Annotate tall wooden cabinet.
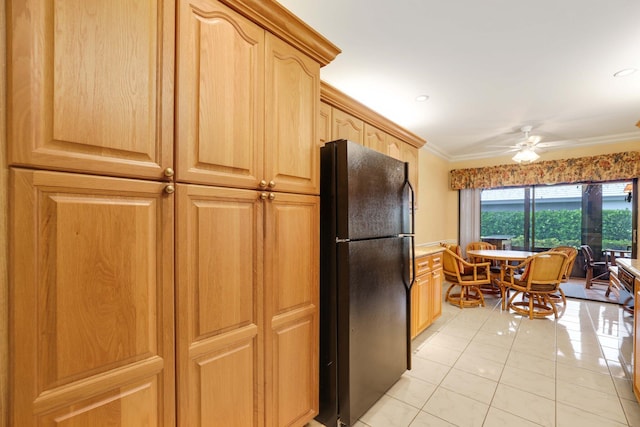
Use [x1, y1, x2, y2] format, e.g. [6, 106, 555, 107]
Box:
[176, 1, 321, 195]
[7, 0, 339, 425]
[8, 0, 175, 180]
[10, 169, 176, 426]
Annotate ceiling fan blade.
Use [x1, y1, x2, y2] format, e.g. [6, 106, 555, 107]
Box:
[535, 140, 574, 148]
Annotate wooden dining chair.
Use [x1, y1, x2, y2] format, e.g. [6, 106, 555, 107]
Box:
[465, 241, 501, 295]
[442, 247, 491, 309]
[548, 245, 578, 304]
[580, 245, 609, 289]
[499, 251, 569, 319]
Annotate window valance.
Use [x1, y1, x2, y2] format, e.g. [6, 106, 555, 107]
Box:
[449, 151, 640, 190]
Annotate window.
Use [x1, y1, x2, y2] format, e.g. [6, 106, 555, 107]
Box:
[480, 181, 633, 257]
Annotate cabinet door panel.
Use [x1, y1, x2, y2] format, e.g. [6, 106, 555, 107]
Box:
[176, 0, 264, 188]
[386, 135, 402, 160]
[332, 109, 364, 145]
[264, 193, 319, 426]
[265, 34, 320, 195]
[9, 0, 174, 179]
[319, 102, 332, 147]
[10, 169, 174, 426]
[364, 124, 386, 154]
[176, 184, 263, 426]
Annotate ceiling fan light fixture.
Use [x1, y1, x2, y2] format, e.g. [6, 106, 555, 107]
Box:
[512, 148, 540, 164]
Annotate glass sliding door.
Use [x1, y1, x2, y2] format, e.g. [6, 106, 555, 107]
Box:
[532, 184, 582, 250]
[479, 180, 634, 274]
[480, 187, 528, 249]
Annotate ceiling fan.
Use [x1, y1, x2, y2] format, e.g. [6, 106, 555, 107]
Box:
[511, 125, 542, 163]
[495, 125, 570, 164]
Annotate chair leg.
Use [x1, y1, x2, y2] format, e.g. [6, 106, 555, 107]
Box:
[558, 288, 566, 304]
[585, 267, 593, 289]
[529, 293, 534, 320]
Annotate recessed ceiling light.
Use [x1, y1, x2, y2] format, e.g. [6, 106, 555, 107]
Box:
[613, 68, 637, 77]
[415, 95, 429, 102]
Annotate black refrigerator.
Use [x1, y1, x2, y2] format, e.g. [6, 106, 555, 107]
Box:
[317, 139, 415, 426]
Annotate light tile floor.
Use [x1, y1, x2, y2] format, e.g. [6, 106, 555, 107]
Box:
[310, 289, 640, 426]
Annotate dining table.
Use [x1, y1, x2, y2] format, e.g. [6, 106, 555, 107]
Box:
[466, 249, 537, 309]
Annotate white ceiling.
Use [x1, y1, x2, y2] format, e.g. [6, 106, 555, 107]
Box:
[277, 0, 640, 161]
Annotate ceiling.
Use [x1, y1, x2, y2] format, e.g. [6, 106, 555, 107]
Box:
[277, 0, 640, 161]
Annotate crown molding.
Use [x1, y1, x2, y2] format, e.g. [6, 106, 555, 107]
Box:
[219, 0, 341, 66]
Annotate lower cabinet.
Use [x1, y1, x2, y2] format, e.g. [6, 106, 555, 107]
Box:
[10, 171, 319, 426]
[176, 184, 319, 426]
[411, 250, 444, 339]
[10, 168, 175, 426]
[634, 283, 640, 401]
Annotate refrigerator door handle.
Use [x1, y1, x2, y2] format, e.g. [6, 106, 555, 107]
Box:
[403, 162, 416, 290]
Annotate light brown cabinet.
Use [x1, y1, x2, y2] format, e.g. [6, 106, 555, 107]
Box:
[176, 1, 320, 195]
[10, 169, 175, 426]
[176, 185, 319, 426]
[319, 102, 332, 147]
[634, 280, 640, 401]
[410, 250, 444, 339]
[7, 0, 338, 426]
[364, 123, 387, 154]
[8, 0, 175, 180]
[331, 109, 365, 145]
[264, 192, 320, 426]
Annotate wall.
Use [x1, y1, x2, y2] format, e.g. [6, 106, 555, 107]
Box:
[414, 150, 458, 246]
[425, 140, 640, 253]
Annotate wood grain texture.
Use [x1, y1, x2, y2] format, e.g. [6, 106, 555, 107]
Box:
[364, 123, 387, 154]
[217, 0, 340, 66]
[411, 252, 443, 339]
[176, 0, 265, 189]
[331, 108, 364, 145]
[10, 169, 175, 426]
[635, 285, 640, 401]
[318, 102, 331, 147]
[263, 193, 319, 426]
[176, 184, 264, 426]
[264, 33, 320, 195]
[0, 0, 7, 425]
[321, 81, 426, 149]
[8, 0, 174, 179]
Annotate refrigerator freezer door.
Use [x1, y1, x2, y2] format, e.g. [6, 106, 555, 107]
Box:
[333, 140, 409, 240]
[337, 237, 408, 425]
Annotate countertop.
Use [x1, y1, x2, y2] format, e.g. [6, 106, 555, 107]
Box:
[414, 245, 445, 258]
[616, 258, 640, 278]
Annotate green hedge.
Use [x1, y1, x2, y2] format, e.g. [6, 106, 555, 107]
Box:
[481, 209, 632, 249]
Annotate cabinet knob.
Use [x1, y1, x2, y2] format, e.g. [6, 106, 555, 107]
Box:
[268, 193, 276, 200]
[268, 180, 276, 188]
[164, 185, 175, 194]
[164, 167, 174, 177]
[260, 192, 268, 200]
[259, 180, 268, 188]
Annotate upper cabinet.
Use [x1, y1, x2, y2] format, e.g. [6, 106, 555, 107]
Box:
[364, 123, 387, 154]
[264, 34, 320, 195]
[176, 0, 324, 195]
[332, 109, 364, 145]
[8, 0, 175, 180]
[321, 82, 425, 207]
[319, 102, 332, 147]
